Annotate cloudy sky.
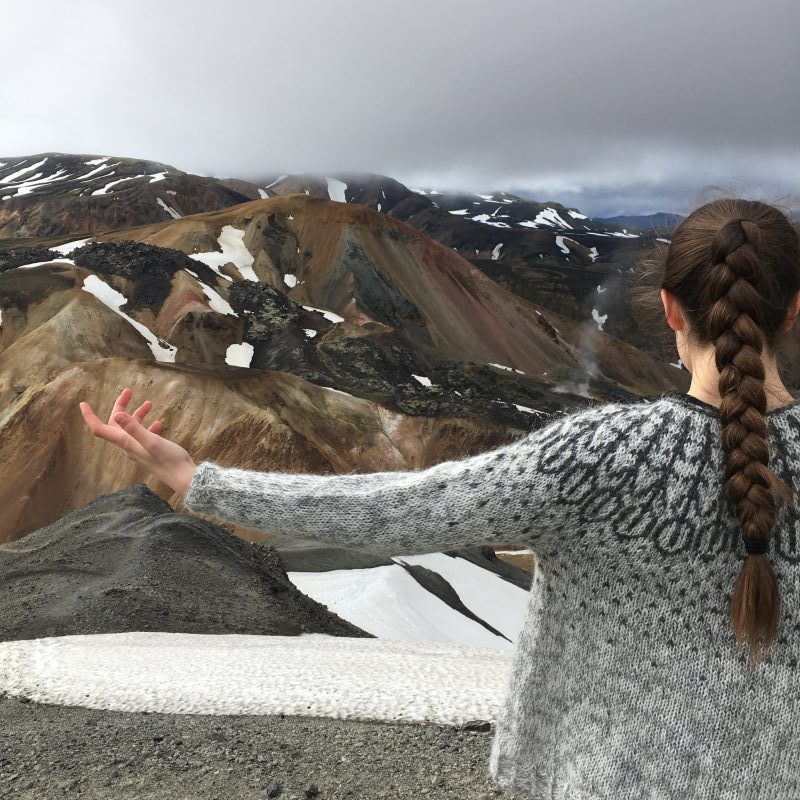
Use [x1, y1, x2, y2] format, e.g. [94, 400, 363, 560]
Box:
[2, 0, 798, 216]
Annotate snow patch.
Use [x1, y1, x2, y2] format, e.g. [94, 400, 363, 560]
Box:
[588, 247, 599, 263]
[513, 404, 546, 417]
[488, 362, 525, 374]
[567, 210, 588, 220]
[303, 328, 317, 338]
[412, 374, 432, 387]
[81, 275, 177, 361]
[302, 305, 344, 323]
[0, 158, 48, 184]
[85, 157, 109, 166]
[0, 632, 512, 724]
[258, 189, 269, 199]
[195, 279, 237, 316]
[51, 238, 91, 255]
[283, 273, 298, 288]
[491, 243, 503, 260]
[225, 342, 254, 368]
[555, 236, 570, 254]
[591, 308, 608, 331]
[289, 564, 513, 650]
[190, 225, 258, 281]
[326, 177, 347, 203]
[91, 175, 146, 196]
[391, 553, 529, 641]
[448, 209, 469, 215]
[156, 197, 181, 219]
[596, 285, 607, 294]
[264, 174, 288, 190]
[149, 172, 167, 183]
[657, 238, 672, 244]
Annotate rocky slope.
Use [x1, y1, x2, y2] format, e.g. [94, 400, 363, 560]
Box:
[0, 485, 371, 642]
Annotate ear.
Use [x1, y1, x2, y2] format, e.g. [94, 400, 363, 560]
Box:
[660, 288, 685, 332]
[780, 290, 800, 332]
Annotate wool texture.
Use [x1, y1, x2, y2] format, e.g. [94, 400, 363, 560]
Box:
[184, 391, 800, 799]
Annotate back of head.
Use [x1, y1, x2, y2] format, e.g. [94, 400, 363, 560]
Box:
[662, 198, 800, 665]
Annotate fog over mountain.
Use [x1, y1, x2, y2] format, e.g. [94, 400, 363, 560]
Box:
[2, 0, 798, 216]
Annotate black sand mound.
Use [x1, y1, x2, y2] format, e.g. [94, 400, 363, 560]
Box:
[0, 485, 371, 642]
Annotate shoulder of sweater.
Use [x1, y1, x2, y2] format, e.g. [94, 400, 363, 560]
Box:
[528, 394, 680, 436]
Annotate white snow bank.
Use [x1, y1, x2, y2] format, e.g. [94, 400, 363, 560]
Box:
[567, 210, 588, 220]
[491, 243, 503, 260]
[51, 237, 91, 255]
[156, 197, 181, 219]
[15, 258, 74, 269]
[488, 362, 525, 374]
[326, 177, 347, 203]
[288, 564, 513, 651]
[85, 157, 109, 166]
[588, 246, 599, 263]
[284, 273, 298, 288]
[149, 172, 167, 183]
[190, 225, 258, 281]
[225, 342, 254, 368]
[412, 374, 432, 387]
[81, 275, 177, 362]
[193, 278, 236, 316]
[390, 554, 528, 643]
[0, 632, 511, 725]
[448, 209, 469, 215]
[555, 236, 570, 254]
[258, 189, 269, 199]
[302, 305, 344, 323]
[91, 175, 146, 195]
[303, 328, 317, 338]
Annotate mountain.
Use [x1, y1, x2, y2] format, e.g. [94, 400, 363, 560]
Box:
[0, 153, 251, 238]
[595, 212, 684, 234]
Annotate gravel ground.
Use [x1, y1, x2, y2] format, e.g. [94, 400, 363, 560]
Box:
[0, 695, 532, 800]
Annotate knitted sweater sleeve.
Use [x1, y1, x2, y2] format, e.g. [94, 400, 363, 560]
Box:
[183, 401, 630, 556]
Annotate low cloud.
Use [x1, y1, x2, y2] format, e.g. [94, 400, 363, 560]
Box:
[1, 0, 798, 215]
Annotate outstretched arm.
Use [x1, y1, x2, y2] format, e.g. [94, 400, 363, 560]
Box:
[182, 400, 627, 556]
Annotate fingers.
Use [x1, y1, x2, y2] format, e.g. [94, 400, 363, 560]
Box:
[109, 388, 133, 423]
[148, 420, 162, 434]
[79, 401, 130, 449]
[114, 411, 161, 452]
[132, 400, 153, 423]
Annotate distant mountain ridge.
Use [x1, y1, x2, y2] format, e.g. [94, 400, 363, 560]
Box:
[595, 212, 684, 233]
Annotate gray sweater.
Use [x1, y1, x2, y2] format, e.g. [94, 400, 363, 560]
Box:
[184, 391, 800, 799]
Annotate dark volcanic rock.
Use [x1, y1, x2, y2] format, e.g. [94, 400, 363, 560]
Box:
[0, 246, 60, 271]
[394, 558, 512, 642]
[71, 241, 220, 310]
[0, 485, 372, 642]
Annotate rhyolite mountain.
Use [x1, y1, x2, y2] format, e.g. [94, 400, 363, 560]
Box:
[1, 154, 673, 357]
[0, 153, 698, 545]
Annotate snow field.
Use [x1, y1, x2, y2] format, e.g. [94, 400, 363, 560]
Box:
[0, 632, 512, 724]
[189, 226, 258, 281]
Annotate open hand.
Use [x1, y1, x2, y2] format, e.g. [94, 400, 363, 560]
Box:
[79, 388, 197, 497]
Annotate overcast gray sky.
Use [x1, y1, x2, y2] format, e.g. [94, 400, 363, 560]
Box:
[1, 0, 798, 216]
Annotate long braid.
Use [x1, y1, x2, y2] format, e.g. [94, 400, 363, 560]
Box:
[705, 217, 794, 664]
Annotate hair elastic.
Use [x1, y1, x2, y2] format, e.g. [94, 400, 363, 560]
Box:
[744, 537, 769, 555]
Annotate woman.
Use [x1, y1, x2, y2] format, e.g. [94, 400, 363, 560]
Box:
[80, 198, 800, 798]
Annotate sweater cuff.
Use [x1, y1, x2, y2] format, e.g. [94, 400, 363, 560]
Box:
[183, 461, 221, 514]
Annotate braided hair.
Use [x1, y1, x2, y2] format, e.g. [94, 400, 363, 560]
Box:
[662, 199, 800, 664]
